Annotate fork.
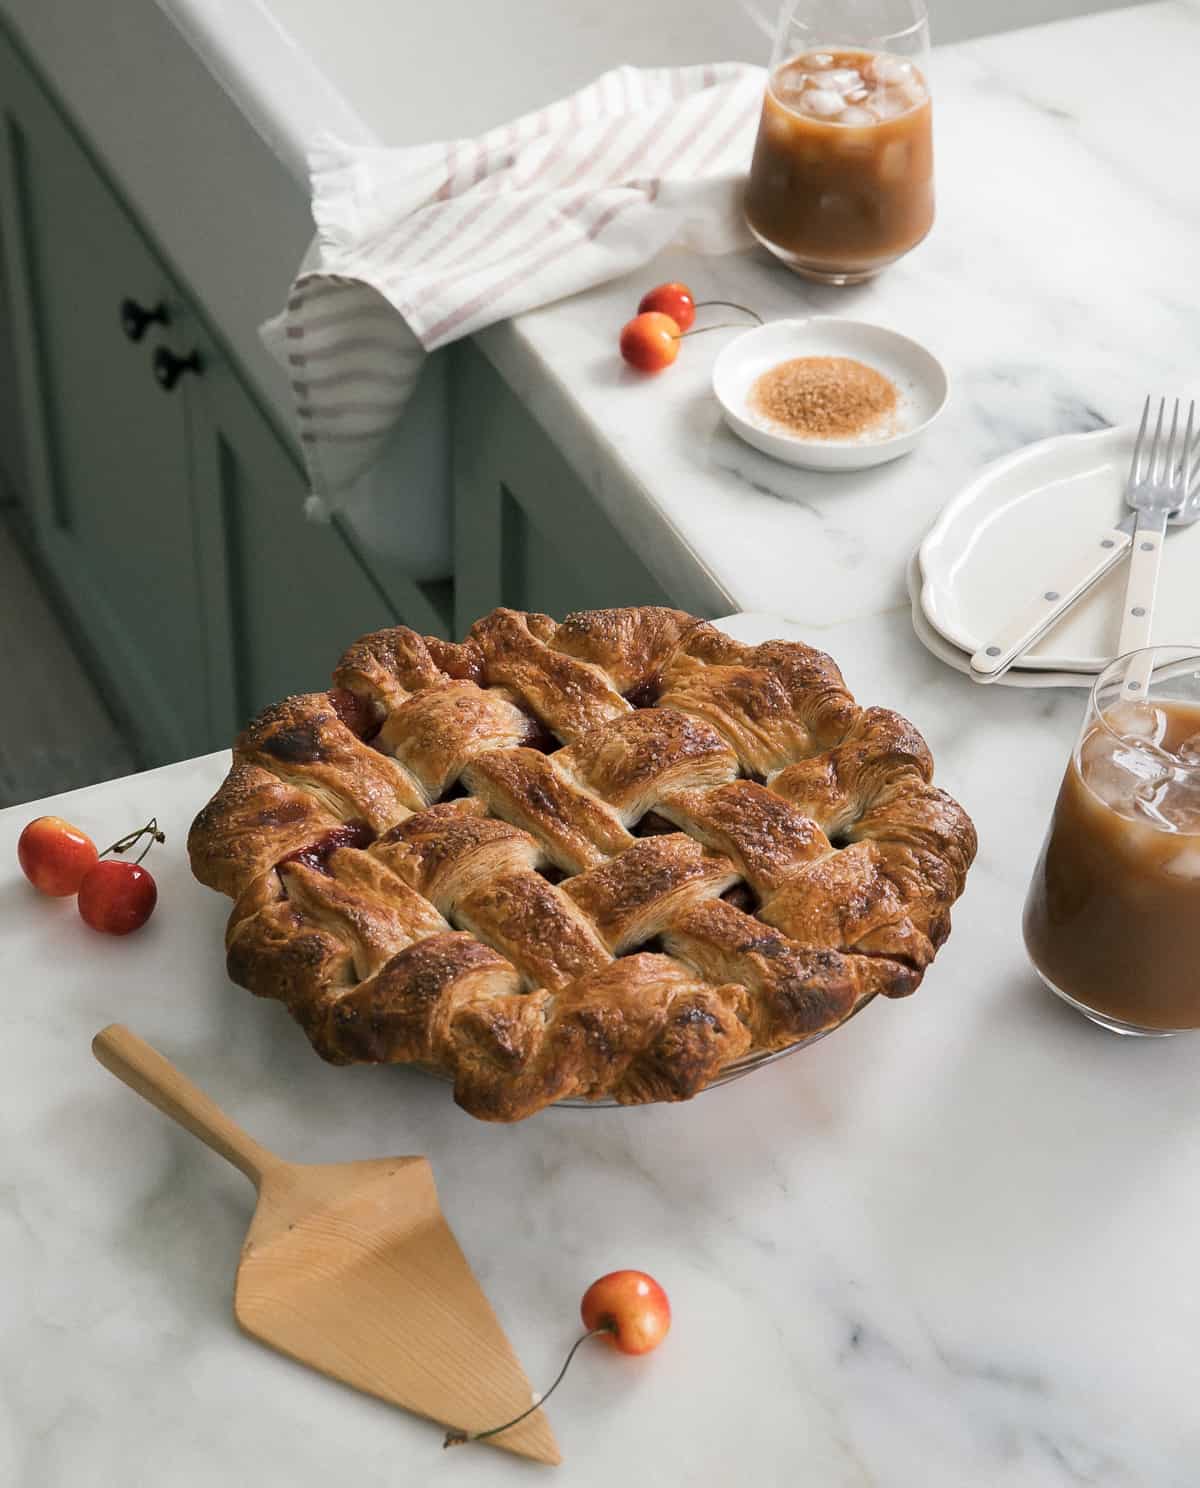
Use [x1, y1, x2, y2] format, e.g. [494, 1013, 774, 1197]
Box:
[969, 403, 1200, 683]
[1117, 398, 1196, 695]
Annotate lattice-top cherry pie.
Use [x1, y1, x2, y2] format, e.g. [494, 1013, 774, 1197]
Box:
[189, 607, 975, 1121]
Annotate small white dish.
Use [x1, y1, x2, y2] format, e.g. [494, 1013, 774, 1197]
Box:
[906, 551, 1088, 689]
[712, 317, 948, 472]
[919, 423, 1200, 674]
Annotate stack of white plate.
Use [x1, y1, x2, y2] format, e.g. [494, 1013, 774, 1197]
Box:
[910, 425, 1200, 688]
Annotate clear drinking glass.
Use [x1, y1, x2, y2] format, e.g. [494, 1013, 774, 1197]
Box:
[1024, 648, 1200, 1035]
[743, 0, 934, 285]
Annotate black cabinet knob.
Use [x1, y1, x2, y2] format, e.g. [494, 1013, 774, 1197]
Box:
[153, 345, 202, 391]
[120, 297, 168, 342]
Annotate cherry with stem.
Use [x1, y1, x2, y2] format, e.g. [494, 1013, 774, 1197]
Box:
[620, 301, 764, 372]
[444, 1270, 670, 1451]
[638, 281, 764, 335]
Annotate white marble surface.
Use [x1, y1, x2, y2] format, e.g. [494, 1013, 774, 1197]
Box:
[3, 610, 1200, 1487]
[478, 0, 1200, 623]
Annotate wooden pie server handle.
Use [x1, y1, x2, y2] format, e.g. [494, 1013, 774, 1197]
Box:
[92, 1024, 280, 1187]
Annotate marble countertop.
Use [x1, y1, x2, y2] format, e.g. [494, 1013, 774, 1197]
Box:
[160, 0, 768, 178]
[4, 609, 1200, 1487]
[478, 0, 1200, 621]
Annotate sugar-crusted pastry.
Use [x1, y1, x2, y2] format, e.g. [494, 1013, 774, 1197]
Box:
[189, 607, 976, 1120]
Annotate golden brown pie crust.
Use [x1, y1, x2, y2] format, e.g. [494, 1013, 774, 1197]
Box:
[189, 607, 976, 1120]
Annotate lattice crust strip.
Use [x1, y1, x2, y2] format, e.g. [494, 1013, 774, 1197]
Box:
[189, 607, 977, 1121]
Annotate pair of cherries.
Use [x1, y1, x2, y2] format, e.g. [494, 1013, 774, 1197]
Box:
[619, 281, 761, 374]
[619, 282, 698, 373]
[17, 814, 162, 933]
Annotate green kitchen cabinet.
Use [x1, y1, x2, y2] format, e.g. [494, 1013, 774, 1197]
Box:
[452, 342, 686, 632]
[184, 313, 407, 739]
[0, 34, 208, 760]
[0, 19, 404, 765]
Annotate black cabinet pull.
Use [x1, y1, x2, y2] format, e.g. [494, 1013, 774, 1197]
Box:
[120, 297, 168, 342]
[153, 345, 202, 391]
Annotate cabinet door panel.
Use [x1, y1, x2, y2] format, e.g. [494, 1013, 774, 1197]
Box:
[453, 345, 684, 632]
[185, 318, 400, 728]
[0, 30, 208, 761]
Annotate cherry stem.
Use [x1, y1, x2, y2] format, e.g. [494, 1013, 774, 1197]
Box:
[100, 817, 166, 865]
[443, 1326, 612, 1450]
[694, 299, 764, 325]
[675, 322, 759, 340]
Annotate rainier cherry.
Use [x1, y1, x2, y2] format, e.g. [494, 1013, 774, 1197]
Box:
[619, 311, 681, 373]
[581, 1270, 671, 1355]
[445, 1269, 670, 1450]
[638, 281, 696, 332]
[18, 816, 99, 896]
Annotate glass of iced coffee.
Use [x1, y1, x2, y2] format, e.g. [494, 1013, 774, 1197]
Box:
[744, 0, 933, 284]
[1024, 648, 1200, 1035]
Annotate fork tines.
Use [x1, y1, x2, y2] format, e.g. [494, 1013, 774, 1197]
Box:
[1132, 395, 1200, 502]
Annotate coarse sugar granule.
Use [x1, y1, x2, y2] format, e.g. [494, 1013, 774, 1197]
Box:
[749, 355, 898, 439]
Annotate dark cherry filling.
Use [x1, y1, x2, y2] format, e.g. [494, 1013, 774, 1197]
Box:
[721, 882, 759, 915]
[518, 713, 559, 754]
[278, 820, 376, 877]
[622, 672, 663, 709]
[632, 810, 677, 838]
[327, 688, 383, 742]
[262, 721, 326, 765]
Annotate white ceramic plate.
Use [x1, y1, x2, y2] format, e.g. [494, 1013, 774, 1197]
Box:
[919, 424, 1200, 673]
[906, 552, 1088, 689]
[712, 317, 948, 471]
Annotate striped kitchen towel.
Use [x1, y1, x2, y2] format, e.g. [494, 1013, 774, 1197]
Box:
[263, 61, 765, 500]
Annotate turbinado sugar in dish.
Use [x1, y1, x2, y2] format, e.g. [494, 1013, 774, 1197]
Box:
[750, 355, 898, 439]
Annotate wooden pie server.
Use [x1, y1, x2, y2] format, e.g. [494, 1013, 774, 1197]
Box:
[92, 1024, 560, 1466]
